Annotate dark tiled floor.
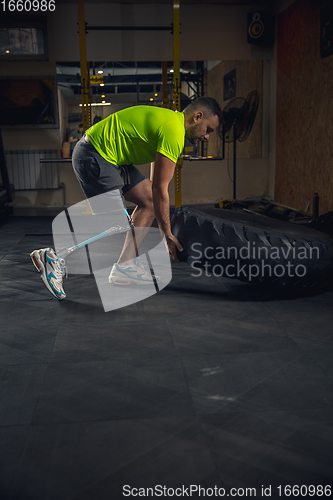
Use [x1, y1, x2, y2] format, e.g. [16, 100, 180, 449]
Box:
[1, 215, 333, 500]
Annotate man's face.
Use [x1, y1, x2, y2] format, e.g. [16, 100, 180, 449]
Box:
[185, 111, 219, 145]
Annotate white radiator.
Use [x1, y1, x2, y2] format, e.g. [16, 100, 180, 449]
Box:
[4, 150, 59, 190]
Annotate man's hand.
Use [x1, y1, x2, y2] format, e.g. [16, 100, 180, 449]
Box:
[166, 234, 183, 262]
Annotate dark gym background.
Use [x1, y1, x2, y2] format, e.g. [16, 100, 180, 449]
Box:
[1, 0, 333, 499]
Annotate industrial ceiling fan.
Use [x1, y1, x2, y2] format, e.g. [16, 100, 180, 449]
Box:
[218, 90, 260, 200]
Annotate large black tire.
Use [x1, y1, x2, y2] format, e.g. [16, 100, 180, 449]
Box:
[171, 206, 333, 294]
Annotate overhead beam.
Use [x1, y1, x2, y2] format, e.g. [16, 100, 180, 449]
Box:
[87, 26, 171, 31]
[57, 73, 201, 85]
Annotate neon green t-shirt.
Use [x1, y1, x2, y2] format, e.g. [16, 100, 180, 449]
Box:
[86, 106, 185, 166]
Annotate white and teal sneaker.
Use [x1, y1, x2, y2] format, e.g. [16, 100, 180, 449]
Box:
[30, 247, 67, 300]
[108, 258, 160, 286]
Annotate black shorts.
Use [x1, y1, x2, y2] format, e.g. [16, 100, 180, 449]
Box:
[72, 136, 147, 200]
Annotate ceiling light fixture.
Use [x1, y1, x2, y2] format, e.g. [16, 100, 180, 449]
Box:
[79, 102, 111, 107]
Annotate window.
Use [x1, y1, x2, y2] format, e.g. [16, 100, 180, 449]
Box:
[0, 15, 48, 60]
[0, 27, 45, 55]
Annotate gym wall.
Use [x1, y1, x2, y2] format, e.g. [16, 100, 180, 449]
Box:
[180, 58, 268, 205]
[48, 3, 257, 62]
[1, 1, 273, 208]
[206, 60, 263, 159]
[275, 0, 333, 216]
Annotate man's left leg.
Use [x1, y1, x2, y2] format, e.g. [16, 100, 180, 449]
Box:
[118, 178, 155, 264]
[109, 178, 161, 285]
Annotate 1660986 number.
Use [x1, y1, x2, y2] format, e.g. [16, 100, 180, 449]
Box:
[277, 485, 332, 497]
[1, 0, 55, 11]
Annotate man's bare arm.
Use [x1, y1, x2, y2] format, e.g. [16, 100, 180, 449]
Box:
[152, 152, 174, 236]
[152, 152, 183, 261]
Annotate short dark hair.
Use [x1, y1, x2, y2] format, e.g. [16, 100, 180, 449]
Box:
[184, 97, 223, 124]
[78, 123, 83, 128]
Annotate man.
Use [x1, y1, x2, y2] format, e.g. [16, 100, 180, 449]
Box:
[68, 123, 83, 156]
[30, 97, 223, 300]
